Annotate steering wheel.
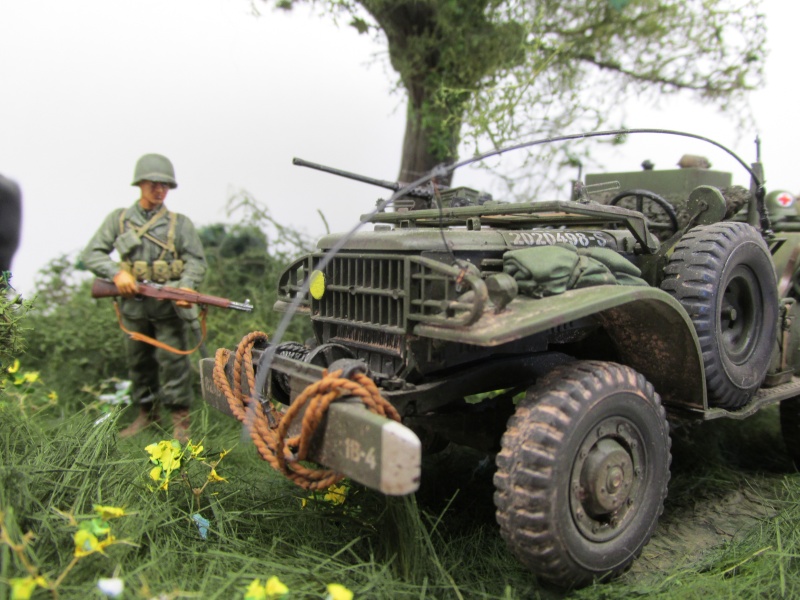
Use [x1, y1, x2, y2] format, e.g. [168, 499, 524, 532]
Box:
[609, 189, 680, 236]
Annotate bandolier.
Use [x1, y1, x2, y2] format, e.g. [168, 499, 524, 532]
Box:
[117, 205, 184, 284]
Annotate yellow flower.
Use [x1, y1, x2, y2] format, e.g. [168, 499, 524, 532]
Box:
[47, 390, 58, 401]
[323, 484, 348, 506]
[10, 576, 38, 600]
[149, 465, 163, 482]
[94, 504, 126, 520]
[207, 468, 227, 483]
[187, 441, 204, 458]
[74, 529, 100, 557]
[22, 371, 39, 383]
[265, 575, 289, 598]
[326, 583, 353, 600]
[244, 579, 267, 600]
[74, 527, 117, 557]
[145, 440, 182, 473]
[96, 534, 117, 553]
[7, 359, 20, 374]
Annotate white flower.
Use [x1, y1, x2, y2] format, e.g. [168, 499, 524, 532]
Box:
[97, 577, 124, 597]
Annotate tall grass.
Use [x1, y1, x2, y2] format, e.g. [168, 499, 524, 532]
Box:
[0, 402, 544, 599]
[3, 399, 800, 599]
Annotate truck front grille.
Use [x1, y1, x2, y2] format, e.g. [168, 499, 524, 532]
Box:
[276, 252, 487, 333]
[317, 255, 406, 332]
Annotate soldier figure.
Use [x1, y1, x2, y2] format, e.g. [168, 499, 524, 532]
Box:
[82, 154, 207, 443]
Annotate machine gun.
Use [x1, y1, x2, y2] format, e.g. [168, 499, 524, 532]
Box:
[293, 157, 446, 208]
[293, 157, 495, 209]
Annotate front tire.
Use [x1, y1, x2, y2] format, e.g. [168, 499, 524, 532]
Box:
[494, 361, 671, 588]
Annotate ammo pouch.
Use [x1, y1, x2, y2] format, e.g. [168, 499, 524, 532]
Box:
[170, 259, 184, 279]
[114, 229, 141, 256]
[152, 260, 170, 283]
[132, 261, 151, 281]
[122, 259, 184, 283]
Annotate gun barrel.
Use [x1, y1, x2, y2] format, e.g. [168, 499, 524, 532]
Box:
[227, 299, 254, 312]
[293, 157, 400, 192]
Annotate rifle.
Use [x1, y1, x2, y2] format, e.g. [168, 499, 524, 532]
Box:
[91, 278, 253, 312]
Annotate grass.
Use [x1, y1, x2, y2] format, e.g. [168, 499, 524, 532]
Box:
[1, 400, 800, 599]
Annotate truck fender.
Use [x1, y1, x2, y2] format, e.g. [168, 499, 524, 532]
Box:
[413, 285, 706, 411]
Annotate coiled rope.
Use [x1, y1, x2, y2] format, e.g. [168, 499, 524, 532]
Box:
[212, 331, 401, 490]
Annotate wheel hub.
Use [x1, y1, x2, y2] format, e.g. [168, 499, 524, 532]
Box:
[720, 267, 759, 365]
[581, 439, 633, 514]
[570, 417, 644, 542]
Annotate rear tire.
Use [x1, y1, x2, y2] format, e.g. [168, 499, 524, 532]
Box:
[494, 361, 671, 588]
[660, 222, 777, 409]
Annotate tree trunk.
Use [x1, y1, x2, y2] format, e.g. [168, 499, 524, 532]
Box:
[398, 103, 456, 187]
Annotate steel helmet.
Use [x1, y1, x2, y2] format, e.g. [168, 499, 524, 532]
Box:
[131, 153, 178, 189]
[765, 190, 795, 221]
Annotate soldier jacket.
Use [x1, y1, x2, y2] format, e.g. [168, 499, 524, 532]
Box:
[82, 201, 207, 320]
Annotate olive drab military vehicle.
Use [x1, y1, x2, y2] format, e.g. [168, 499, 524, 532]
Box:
[200, 130, 800, 588]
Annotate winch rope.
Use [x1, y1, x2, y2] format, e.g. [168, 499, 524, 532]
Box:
[212, 331, 400, 490]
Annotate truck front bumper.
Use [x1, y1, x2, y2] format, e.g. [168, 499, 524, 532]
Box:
[199, 352, 421, 495]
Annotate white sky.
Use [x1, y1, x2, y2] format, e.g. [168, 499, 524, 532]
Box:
[0, 0, 796, 296]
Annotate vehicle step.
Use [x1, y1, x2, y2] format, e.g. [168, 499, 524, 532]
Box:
[702, 376, 800, 421]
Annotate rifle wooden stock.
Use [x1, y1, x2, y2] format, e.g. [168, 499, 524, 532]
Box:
[91, 278, 253, 312]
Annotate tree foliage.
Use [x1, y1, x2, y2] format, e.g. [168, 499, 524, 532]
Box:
[268, 0, 765, 191]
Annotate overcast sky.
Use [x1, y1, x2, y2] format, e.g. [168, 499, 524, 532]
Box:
[1, 0, 795, 297]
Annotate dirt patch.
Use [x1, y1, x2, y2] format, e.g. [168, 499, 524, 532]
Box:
[627, 486, 779, 580]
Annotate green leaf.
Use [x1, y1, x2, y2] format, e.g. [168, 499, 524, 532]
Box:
[349, 17, 369, 35]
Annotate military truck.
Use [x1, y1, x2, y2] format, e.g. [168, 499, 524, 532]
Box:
[200, 132, 800, 588]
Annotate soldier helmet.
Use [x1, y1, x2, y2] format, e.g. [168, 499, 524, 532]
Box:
[765, 190, 796, 221]
[131, 153, 178, 189]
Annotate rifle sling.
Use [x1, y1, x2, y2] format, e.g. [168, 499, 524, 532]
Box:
[113, 301, 208, 356]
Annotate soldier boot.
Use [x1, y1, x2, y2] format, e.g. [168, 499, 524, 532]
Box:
[170, 407, 191, 444]
[119, 403, 160, 438]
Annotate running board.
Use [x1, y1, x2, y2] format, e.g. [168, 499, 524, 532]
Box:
[701, 376, 800, 421]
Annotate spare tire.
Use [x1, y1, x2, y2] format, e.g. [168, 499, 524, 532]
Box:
[660, 222, 777, 409]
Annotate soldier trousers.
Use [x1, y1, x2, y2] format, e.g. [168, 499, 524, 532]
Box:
[121, 313, 193, 409]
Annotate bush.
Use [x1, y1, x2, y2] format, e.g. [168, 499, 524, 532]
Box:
[0, 272, 32, 375]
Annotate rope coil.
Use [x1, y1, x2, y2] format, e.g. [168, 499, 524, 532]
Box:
[213, 332, 400, 490]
